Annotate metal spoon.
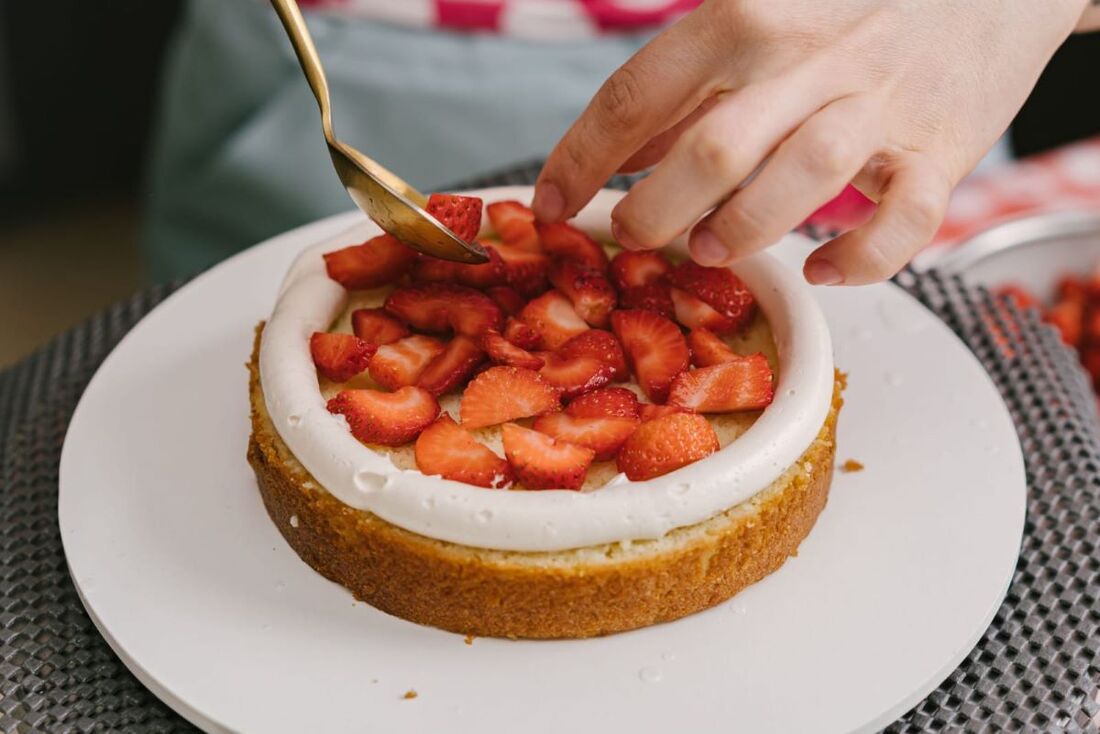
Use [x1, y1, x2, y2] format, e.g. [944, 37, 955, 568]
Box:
[270, 0, 488, 263]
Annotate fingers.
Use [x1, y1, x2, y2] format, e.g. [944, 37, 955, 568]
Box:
[609, 64, 842, 251]
[687, 94, 883, 265]
[533, 16, 718, 223]
[618, 96, 723, 174]
[804, 157, 951, 285]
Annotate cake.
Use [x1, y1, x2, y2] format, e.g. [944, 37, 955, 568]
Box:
[248, 189, 842, 639]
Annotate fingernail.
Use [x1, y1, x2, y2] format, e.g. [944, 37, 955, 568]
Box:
[690, 229, 730, 266]
[804, 258, 843, 286]
[611, 220, 642, 251]
[533, 182, 564, 222]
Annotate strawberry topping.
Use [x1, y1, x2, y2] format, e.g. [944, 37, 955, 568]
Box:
[535, 221, 609, 272]
[501, 423, 595, 490]
[486, 285, 526, 315]
[503, 316, 541, 350]
[617, 412, 719, 480]
[532, 412, 639, 461]
[327, 387, 440, 446]
[549, 260, 617, 327]
[368, 335, 445, 390]
[619, 282, 675, 318]
[385, 284, 503, 336]
[490, 242, 551, 296]
[557, 329, 628, 381]
[459, 366, 560, 429]
[609, 250, 672, 291]
[667, 354, 775, 413]
[687, 328, 739, 367]
[480, 332, 545, 370]
[668, 262, 755, 332]
[670, 287, 738, 334]
[638, 403, 693, 422]
[351, 308, 409, 346]
[611, 309, 690, 403]
[310, 332, 375, 382]
[486, 200, 540, 252]
[537, 353, 614, 400]
[413, 246, 506, 288]
[416, 335, 486, 396]
[425, 193, 483, 242]
[323, 234, 417, 290]
[519, 291, 590, 349]
[414, 415, 513, 488]
[566, 387, 641, 420]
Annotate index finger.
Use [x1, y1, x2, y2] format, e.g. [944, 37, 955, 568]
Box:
[533, 15, 719, 223]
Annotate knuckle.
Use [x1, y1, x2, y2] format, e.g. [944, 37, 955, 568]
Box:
[685, 128, 742, 181]
[801, 129, 854, 179]
[861, 240, 901, 280]
[718, 200, 768, 244]
[596, 66, 647, 133]
[905, 188, 946, 232]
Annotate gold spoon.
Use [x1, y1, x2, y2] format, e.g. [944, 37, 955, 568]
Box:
[270, 0, 488, 263]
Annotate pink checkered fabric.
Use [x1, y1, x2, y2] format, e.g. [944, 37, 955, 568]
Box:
[299, 0, 698, 38]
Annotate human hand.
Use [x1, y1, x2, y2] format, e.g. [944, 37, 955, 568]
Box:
[533, 0, 1087, 284]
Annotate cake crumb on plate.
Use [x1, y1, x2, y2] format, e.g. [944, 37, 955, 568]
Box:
[840, 459, 865, 473]
[403, 689, 418, 700]
[464, 634, 475, 645]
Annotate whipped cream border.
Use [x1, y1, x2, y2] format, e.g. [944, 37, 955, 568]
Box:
[259, 187, 835, 552]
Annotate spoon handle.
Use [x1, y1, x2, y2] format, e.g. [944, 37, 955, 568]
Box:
[269, 0, 334, 134]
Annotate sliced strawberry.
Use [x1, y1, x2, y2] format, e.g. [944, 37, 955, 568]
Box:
[668, 262, 756, 333]
[532, 413, 639, 461]
[611, 309, 690, 403]
[415, 415, 513, 488]
[638, 403, 693, 422]
[687, 328, 739, 367]
[486, 285, 526, 316]
[323, 234, 417, 290]
[491, 242, 551, 296]
[670, 287, 738, 334]
[503, 316, 541, 350]
[351, 308, 409, 346]
[486, 200, 540, 252]
[416, 335, 485, 396]
[327, 387, 440, 446]
[501, 423, 595, 490]
[566, 387, 641, 420]
[667, 354, 775, 413]
[384, 284, 503, 336]
[369, 335, 445, 390]
[537, 353, 614, 400]
[619, 282, 675, 318]
[1047, 300, 1083, 346]
[617, 412, 719, 480]
[310, 332, 375, 382]
[519, 291, 589, 349]
[480, 332, 545, 370]
[557, 329, 628, 381]
[994, 283, 1039, 311]
[459, 366, 560, 429]
[1056, 276, 1087, 304]
[412, 246, 506, 289]
[426, 193, 482, 242]
[535, 221, 609, 272]
[549, 260, 617, 327]
[609, 250, 672, 291]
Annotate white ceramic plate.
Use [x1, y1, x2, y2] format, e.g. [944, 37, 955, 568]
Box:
[60, 190, 1026, 734]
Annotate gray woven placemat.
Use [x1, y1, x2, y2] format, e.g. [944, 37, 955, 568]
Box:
[1, 164, 1098, 732]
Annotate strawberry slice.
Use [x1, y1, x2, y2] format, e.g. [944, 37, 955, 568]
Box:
[566, 387, 641, 420]
[412, 246, 506, 289]
[323, 234, 417, 290]
[535, 221, 609, 272]
[426, 193, 483, 242]
[310, 332, 375, 382]
[503, 316, 541, 350]
[519, 291, 590, 349]
[667, 354, 775, 413]
[351, 308, 409, 346]
[486, 285, 526, 316]
[670, 287, 737, 334]
[638, 403, 693, 422]
[501, 423, 595, 490]
[486, 200, 540, 252]
[609, 250, 672, 291]
[415, 415, 513, 488]
[385, 284, 503, 336]
[369, 335, 445, 390]
[490, 242, 551, 296]
[617, 412, 719, 480]
[611, 309, 690, 403]
[327, 387, 440, 446]
[537, 353, 614, 400]
[417, 335, 485, 396]
[557, 329, 628, 381]
[687, 328, 738, 367]
[619, 282, 675, 318]
[668, 262, 756, 333]
[994, 283, 1039, 311]
[480, 332, 545, 370]
[1047, 300, 1083, 346]
[549, 260, 617, 327]
[459, 366, 560, 429]
[532, 413, 639, 461]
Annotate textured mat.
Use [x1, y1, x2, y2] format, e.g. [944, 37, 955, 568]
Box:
[1, 166, 1098, 732]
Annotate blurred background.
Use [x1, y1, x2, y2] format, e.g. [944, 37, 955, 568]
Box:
[1, 1, 1099, 367]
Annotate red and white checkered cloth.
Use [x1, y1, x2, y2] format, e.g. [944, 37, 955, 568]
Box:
[299, 0, 698, 39]
[805, 136, 1100, 256]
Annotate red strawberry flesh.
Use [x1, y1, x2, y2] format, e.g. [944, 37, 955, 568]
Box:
[414, 415, 513, 488]
[310, 332, 375, 382]
[327, 387, 440, 446]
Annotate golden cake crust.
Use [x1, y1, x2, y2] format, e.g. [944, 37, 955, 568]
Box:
[247, 326, 844, 639]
